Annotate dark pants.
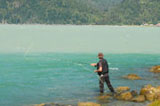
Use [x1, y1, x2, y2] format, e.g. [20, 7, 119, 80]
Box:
[99, 73, 115, 93]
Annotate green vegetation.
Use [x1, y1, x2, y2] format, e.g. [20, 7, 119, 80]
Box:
[102, 0, 160, 25]
[0, 0, 102, 24]
[82, 0, 123, 10]
[0, 0, 160, 25]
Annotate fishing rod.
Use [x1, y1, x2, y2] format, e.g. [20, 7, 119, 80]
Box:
[75, 61, 104, 84]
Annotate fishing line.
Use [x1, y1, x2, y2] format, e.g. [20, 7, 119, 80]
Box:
[76, 61, 104, 84]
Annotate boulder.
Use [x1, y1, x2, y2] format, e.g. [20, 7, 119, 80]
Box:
[96, 94, 111, 100]
[132, 95, 145, 102]
[34, 103, 71, 106]
[150, 65, 160, 73]
[140, 85, 160, 101]
[78, 102, 101, 106]
[96, 94, 111, 103]
[156, 94, 160, 100]
[115, 91, 133, 101]
[140, 85, 152, 95]
[123, 74, 142, 80]
[116, 86, 130, 93]
[35, 103, 46, 106]
[34, 103, 57, 106]
[156, 86, 160, 89]
[148, 100, 160, 106]
[145, 93, 155, 101]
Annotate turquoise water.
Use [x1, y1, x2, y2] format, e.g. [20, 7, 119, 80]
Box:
[0, 53, 160, 106]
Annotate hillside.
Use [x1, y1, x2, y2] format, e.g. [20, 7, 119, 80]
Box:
[0, 0, 160, 25]
[82, 0, 123, 10]
[100, 0, 160, 25]
[0, 0, 102, 24]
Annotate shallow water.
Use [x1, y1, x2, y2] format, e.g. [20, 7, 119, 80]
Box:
[0, 53, 160, 106]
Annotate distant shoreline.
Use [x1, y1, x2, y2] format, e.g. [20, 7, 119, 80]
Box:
[0, 23, 160, 27]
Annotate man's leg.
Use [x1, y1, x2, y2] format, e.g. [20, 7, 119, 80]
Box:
[105, 75, 115, 93]
[99, 77, 104, 93]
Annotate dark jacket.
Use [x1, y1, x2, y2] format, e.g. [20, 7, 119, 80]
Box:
[96, 58, 109, 76]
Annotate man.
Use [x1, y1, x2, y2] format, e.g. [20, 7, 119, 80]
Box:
[90, 53, 115, 93]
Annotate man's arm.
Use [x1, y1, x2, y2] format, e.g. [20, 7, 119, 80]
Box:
[94, 62, 102, 72]
[90, 63, 97, 67]
[94, 66, 102, 72]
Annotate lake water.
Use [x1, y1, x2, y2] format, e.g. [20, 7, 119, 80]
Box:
[0, 53, 160, 106]
[0, 25, 160, 106]
[0, 25, 160, 53]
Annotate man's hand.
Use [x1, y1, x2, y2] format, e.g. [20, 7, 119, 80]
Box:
[94, 70, 98, 73]
[90, 63, 97, 67]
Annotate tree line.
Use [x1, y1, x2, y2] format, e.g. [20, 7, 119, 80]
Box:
[0, 0, 160, 25]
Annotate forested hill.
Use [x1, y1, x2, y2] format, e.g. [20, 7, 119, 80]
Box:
[0, 0, 160, 25]
[0, 0, 103, 24]
[101, 0, 160, 25]
[82, 0, 123, 10]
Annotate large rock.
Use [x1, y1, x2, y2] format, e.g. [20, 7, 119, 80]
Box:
[116, 86, 130, 93]
[78, 102, 101, 106]
[140, 85, 152, 95]
[96, 94, 111, 100]
[140, 85, 160, 101]
[132, 95, 145, 102]
[123, 74, 142, 80]
[156, 86, 160, 89]
[145, 93, 155, 101]
[34, 103, 57, 106]
[148, 100, 160, 106]
[35, 103, 46, 106]
[96, 94, 111, 103]
[115, 91, 133, 101]
[34, 103, 71, 106]
[150, 65, 160, 73]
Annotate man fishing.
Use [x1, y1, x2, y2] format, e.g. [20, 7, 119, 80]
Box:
[90, 53, 115, 94]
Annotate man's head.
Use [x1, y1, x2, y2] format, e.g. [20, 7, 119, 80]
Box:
[98, 52, 104, 59]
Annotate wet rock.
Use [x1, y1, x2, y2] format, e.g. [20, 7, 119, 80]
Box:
[156, 95, 160, 100]
[150, 65, 160, 73]
[140, 85, 160, 101]
[116, 86, 130, 93]
[35, 103, 46, 106]
[132, 95, 145, 102]
[96, 96, 110, 103]
[96, 94, 111, 100]
[156, 86, 160, 89]
[123, 74, 142, 80]
[34, 103, 72, 106]
[35, 103, 56, 106]
[145, 93, 155, 101]
[140, 85, 152, 95]
[115, 91, 133, 101]
[148, 100, 160, 106]
[78, 102, 101, 106]
[96, 93, 112, 103]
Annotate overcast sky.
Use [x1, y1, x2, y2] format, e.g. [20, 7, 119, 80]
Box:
[0, 25, 160, 54]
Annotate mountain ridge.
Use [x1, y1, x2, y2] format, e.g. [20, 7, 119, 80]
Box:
[0, 0, 160, 25]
